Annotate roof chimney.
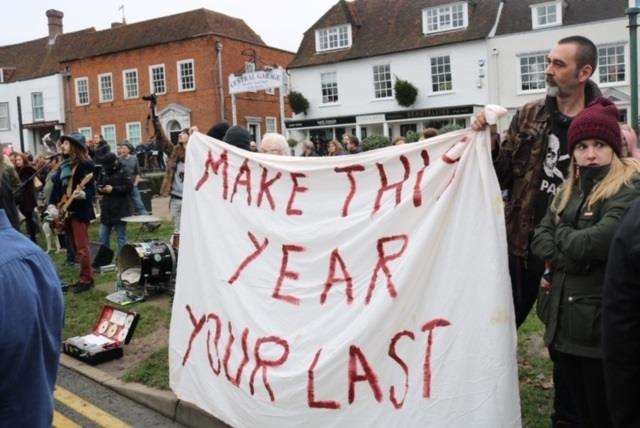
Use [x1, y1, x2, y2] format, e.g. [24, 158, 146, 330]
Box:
[111, 22, 125, 29]
[46, 9, 64, 44]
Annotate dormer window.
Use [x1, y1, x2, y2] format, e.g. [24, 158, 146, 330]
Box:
[531, 1, 562, 29]
[422, 2, 468, 35]
[315, 25, 352, 52]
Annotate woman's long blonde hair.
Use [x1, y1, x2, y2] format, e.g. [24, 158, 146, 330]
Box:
[554, 154, 640, 216]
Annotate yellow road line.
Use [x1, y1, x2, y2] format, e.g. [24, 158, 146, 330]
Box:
[54, 386, 131, 428]
[52, 411, 81, 428]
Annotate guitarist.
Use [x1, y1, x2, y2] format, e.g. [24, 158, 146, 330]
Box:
[48, 132, 96, 293]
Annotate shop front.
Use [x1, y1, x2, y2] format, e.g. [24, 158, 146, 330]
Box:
[286, 105, 481, 151]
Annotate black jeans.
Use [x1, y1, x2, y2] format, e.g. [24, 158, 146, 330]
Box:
[20, 207, 38, 242]
[554, 351, 613, 428]
[549, 347, 582, 427]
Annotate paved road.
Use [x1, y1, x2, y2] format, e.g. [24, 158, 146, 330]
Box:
[54, 366, 182, 427]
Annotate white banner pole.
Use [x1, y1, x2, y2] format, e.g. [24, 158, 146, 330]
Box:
[231, 94, 237, 126]
[279, 67, 287, 137]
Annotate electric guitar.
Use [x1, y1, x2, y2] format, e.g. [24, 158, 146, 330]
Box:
[52, 173, 94, 234]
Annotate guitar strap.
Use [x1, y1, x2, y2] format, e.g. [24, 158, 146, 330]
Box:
[65, 165, 78, 197]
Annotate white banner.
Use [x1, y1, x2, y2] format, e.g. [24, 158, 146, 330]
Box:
[169, 130, 521, 427]
[229, 69, 284, 94]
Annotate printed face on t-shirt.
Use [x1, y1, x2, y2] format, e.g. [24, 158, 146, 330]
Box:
[540, 134, 570, 196]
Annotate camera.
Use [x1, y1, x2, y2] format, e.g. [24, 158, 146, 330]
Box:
[142, 93, 157, 105]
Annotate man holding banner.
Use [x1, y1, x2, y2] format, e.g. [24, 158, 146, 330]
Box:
[474, 35, 602, 427]
[168, 104, 522, 426]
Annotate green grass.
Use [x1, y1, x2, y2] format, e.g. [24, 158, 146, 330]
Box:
[28, 219, 174, 341]
[123, 347, 170, 390]
[60, 287, 171, 340]
[518, 314, 553, 427]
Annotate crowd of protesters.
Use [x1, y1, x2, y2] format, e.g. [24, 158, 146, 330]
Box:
[4, 31, 640, 428]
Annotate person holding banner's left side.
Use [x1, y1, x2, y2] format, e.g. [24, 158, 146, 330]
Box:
[531, 98, 640, 427]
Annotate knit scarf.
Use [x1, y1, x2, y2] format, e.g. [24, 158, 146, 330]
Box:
[59, 159, 73, 187]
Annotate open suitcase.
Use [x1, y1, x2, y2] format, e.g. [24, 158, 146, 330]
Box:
[63, 305, 139, 365]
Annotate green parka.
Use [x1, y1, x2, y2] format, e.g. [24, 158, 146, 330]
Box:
[532, 168, 640, 358]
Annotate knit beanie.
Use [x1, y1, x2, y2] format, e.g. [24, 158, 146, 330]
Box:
[568, 97, 622, 156]
[223, 126, 251, 151]
[207, 121, 230, 140]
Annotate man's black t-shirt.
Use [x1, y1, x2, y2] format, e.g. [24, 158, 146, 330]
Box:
[533, 98, 572, 224]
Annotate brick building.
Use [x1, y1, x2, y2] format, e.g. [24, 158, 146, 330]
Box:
[60, 8, 294, 149]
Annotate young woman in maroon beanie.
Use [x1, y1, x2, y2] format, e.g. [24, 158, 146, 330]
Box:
[531, 97, 640, 427]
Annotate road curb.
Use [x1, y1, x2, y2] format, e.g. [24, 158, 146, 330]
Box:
[60, 354, 227, 427]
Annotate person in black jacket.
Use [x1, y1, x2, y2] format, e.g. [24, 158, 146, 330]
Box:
[12, 152, 39, 242]
[89, 134, 111, 165]
[49, 132, 96, 293]
[603, 198, 640, 428]
[96, 153, 132, 255]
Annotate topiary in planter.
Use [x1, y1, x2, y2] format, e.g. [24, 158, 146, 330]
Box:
[287, 138, 298, 148]
[406, 130, 420, 143]
[362, 135, 391, 152]
[438, 124, 464, 135]
[394, 78, 418, 107]
[288, 91, 310, 115]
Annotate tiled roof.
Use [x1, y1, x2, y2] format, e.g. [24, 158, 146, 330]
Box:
[495, 0, 627, 36]
[289, 0, 500, 69]
[59, 8, 267, 62]
[0, 29, 95, 82]
[0, 8, 272, 81]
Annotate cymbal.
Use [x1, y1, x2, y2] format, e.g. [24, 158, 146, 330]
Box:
[121, 215, 162, 223]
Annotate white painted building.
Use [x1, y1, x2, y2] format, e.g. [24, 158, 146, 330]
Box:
[289, 40, 490, 141]
[0, 74, 66, 153]
[288, 0, 633, 150]
[286, 0, 501, 153]
[0, 10, 94, 153]
[488, 0, 633, 128]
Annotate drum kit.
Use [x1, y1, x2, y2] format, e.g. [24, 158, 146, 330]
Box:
[117, 215, 177, 298]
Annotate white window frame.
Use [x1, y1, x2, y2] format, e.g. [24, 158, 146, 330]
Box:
[0, 69, 4, 83]
[517, 51, 549, 95]
[531, 1, 562, 30]
[597, 42, 628, 87]
[75, 77, 90, 106]
[422, 2, 468, 35]
[78, 127, 92, 141]
[31, 92, 44, 121]
[149, 64, 166, 95]
[122, 68, 139, 99]
[0, 102, 10, 131]
[429, 55, 454, 94]
[101, 124, 117, 151]
[245, 62, 256, 73]
[265, 116, 277, 133]
[320, 71, 339, 105]
[372, 64, 393, 99]
[315, 25, 352, 53]
[125, 121, 142, 146]
[177, 59, 196, 92]
[98, 72, 114, 103]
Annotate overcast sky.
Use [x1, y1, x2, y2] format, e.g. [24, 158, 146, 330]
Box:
[1, 0, 338, 52]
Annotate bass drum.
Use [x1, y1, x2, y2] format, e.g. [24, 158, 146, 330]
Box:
[118, 241, 176, 296]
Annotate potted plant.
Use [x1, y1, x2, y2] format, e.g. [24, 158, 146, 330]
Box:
[288, 91, 310, 115]
[394, 78, 418, 107]
[362, 135, 391, 151]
